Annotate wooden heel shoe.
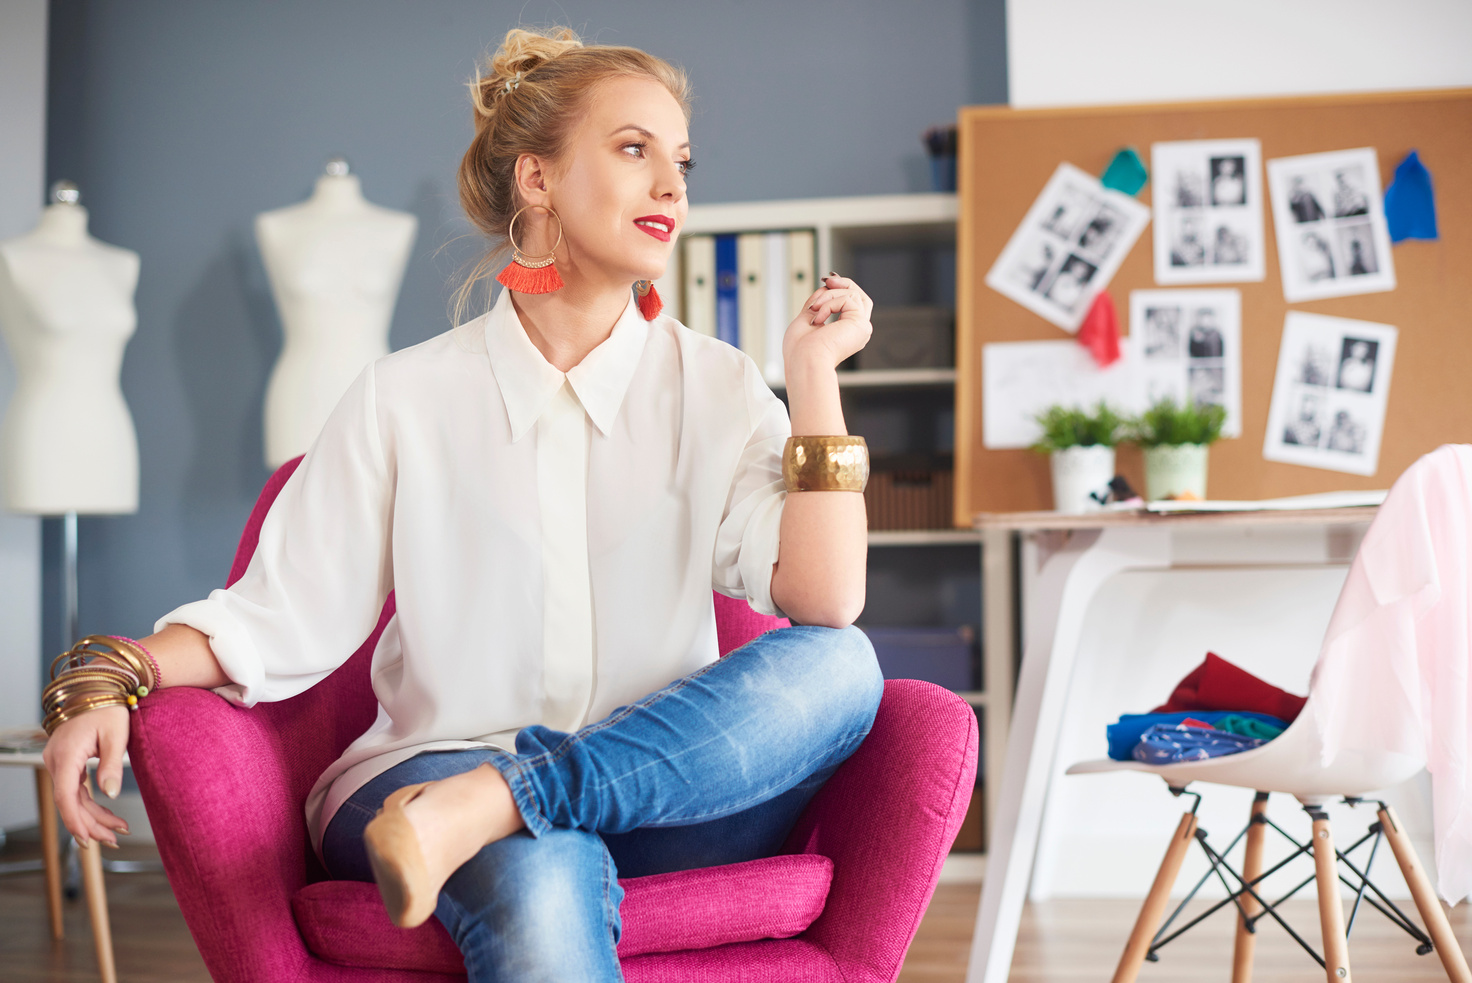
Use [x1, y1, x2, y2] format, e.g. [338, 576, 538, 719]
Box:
[363, 781, 439, 928]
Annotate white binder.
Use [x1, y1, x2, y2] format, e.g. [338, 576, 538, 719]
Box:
[737, 232, 766, 372]
[681, 234, 716, 337]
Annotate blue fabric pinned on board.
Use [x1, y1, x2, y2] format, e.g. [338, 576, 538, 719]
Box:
[1101, 147, 1149, 196]
[1384, 150, 1438, 242]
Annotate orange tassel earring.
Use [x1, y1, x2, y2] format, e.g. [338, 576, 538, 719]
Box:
[497, 205, 564, 294]
[634, 279, 663, 320]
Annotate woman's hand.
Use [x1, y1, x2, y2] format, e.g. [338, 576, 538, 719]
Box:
[782, 274, 873, 372]
[41, 707, 131, 848]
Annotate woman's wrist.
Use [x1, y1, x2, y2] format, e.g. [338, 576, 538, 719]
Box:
[783, 355, 846, 436]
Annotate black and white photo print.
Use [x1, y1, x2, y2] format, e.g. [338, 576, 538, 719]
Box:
[985, 162, 1151, 331]
[1264, 312, 1398, 475]
[1153, 139, 1265, 284]
[1130, 288, 1243, 436]
[1267, 148, 1396, 302]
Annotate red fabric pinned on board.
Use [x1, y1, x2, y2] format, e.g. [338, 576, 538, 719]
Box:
[1152, 651, 1308, 723]
[1077, 291, 1121, 367]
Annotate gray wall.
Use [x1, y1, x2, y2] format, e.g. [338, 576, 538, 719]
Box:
[42, 0, 1006, 664]
[0, 0, 47, 829]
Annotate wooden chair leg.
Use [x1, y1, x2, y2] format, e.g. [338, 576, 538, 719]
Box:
[1232, 792, 1270, 983]
[1113, 811, 1198, 983]
[35, 766, 65, 941]
[79, 772, 118, 983]
[1310, 810, 1351, 982]
[1377, 806, 1472, 983]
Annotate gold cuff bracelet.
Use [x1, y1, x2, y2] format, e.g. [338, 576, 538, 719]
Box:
[782, 436, 870, 493]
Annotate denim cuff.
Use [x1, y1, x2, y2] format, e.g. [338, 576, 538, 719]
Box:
[488, 751, 552, 837]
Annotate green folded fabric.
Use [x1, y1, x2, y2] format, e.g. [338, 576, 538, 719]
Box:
[1214, 714, 1285, 741]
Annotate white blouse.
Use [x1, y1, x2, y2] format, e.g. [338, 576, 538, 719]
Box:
[156, 288, 791, 860]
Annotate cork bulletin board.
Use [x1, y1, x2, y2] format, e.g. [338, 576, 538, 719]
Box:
[954, 89, 1472, 521]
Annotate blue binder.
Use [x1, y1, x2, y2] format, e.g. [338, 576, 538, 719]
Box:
[714, 234, 739, 347]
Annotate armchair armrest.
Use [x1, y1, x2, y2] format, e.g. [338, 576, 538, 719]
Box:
[128, 687, 317, 983]
[782, 679, 979, 982]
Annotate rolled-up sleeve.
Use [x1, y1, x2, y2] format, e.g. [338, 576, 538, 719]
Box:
[155, 363, 394, 707]
[712, 357, 790, 619]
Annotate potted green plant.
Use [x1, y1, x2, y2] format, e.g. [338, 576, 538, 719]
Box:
[1130, 398, 1227, 500]
[1032, 402, 1125, 513]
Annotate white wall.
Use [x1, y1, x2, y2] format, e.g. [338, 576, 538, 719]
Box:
[0, 0, 47, 829]
[1005, 0, 1467, 898]
[1008, 0, 1472, 108]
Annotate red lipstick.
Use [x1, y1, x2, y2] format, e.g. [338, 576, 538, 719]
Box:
[633, 215, 674, 242]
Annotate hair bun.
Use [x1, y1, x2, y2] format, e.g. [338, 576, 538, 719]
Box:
[471, 26, 584, 118]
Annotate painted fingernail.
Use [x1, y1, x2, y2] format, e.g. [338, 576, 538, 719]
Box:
[75, 836, 88, 849]
[102, 778, 120, 799]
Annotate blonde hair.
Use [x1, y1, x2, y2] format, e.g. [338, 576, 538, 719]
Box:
[452, 26, 692, 325]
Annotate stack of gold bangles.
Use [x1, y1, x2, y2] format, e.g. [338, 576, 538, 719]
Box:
[782, 435, 870, 493]
[42, 635, 162, 736]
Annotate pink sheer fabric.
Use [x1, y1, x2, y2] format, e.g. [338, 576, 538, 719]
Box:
[1312, 444, 1472, 903]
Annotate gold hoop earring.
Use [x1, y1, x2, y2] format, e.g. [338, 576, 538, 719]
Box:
[498, 205, 565, 293]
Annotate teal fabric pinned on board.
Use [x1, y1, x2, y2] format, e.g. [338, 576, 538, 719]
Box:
[1101, 147, 1148, 196]
[1385, 150, 1438, 242]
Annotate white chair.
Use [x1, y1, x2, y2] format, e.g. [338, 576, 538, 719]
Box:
[1068, 613, 1471, 983]
[1070, 447, 1472, 983]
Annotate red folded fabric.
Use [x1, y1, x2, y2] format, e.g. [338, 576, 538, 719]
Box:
[1152, 651, 1307, 722]
[1077, 291, 1121, 367]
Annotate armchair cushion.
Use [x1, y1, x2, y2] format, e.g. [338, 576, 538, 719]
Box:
[292, 853, 834, 972]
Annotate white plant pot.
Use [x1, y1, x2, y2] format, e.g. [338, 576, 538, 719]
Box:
[1050, 445, 1116, 513]
[1143, 443, 1209, 501]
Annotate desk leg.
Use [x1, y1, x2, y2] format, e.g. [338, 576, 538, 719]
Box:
[981, 528, 1016, 845]
[35, 767, 64, 941]
[79, 772, 118, 983]
[967, 526, 1170, 983]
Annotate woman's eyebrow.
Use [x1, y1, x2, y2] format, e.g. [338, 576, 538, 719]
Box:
[610, 124, 691, 151]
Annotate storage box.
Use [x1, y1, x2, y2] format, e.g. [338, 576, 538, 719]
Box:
[855, 306, 954, 370]
[864, 468, 954, 530]
[859, 625, 977, 691]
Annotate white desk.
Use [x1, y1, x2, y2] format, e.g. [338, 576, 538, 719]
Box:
[965, 506, 1377, 983]
[0, 749, 124, 983]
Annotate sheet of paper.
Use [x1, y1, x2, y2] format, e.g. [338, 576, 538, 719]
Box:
[984, 163, 1151, 333]
[1266, 148, 1397, 303]
[1151, 139, 1266, 285]
[1127, 289, 1243, 437]
[1263, 312, 1397, 477]
[982, 339, 1142, 449]
[1145, 490, 1386, 513]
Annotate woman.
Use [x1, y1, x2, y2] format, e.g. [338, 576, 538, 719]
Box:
[40, 26, 883, 981]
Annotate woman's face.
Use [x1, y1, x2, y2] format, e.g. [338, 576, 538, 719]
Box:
[547, 76, 691, 285]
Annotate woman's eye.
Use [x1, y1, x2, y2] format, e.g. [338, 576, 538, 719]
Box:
[622, 143, 646, 158]
[678, 159, 696, 175]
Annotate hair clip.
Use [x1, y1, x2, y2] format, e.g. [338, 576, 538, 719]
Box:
[503, 71, 523, 94]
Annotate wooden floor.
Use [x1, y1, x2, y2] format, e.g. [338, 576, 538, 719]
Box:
[2, 829, 1467, 981]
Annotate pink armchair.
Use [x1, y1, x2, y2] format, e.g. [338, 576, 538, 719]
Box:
[127, 457, 979, 982]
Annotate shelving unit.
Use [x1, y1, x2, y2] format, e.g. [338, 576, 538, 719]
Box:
[652, 193, 959, 320]
[668, 193, 1011, 858]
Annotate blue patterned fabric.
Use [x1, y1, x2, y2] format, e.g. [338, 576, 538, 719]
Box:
[1106, 711, 1288, 760]
[1131, 722, 1267, 764]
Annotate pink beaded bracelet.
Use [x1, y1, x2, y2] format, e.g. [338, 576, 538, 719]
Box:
[109, 635, 163, 690]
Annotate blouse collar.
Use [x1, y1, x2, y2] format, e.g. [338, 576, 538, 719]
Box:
[483, 287, 650, 442]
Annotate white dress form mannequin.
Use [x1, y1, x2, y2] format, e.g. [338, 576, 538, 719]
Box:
[0, 183, 141, 514]
[257, 158, 417, 467]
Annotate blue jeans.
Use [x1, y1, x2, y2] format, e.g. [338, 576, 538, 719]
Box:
[321, 624, 883, 982]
